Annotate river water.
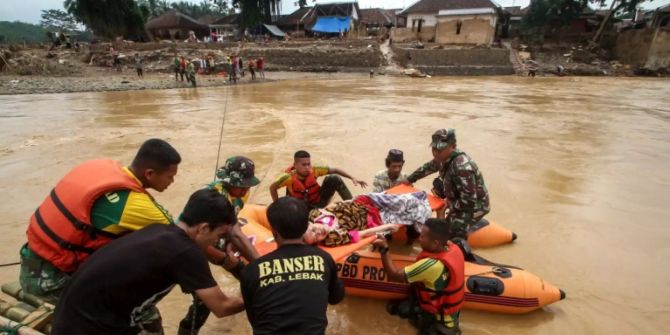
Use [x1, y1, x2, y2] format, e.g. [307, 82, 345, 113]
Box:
[1, 75, 669, 334]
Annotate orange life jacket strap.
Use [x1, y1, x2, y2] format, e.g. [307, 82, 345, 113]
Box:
[34, 208, 95, 254]
[49, 189, 118, 240]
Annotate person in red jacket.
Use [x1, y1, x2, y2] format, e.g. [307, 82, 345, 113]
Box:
[373, 218, 465, 335]
[269, 150, 367, 208]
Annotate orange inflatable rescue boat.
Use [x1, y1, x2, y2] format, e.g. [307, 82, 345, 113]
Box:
[337, 250, 565, 314]
[238, 206, 565, 314]
[239, 195, 515, 250]
[385, 184, 517, 248]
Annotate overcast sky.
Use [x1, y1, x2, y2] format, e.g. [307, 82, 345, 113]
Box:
[1, 0, 669, 24]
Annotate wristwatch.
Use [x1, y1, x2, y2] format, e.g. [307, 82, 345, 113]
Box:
[378, 246, 389, 255]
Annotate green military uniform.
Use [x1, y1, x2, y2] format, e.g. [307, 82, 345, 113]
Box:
[407, 129, 490, 238]
[179, 156, 259, 335]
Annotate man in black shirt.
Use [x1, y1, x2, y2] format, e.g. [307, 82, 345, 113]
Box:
[240, 197, 345, 334]
[51, 189, 245, 335]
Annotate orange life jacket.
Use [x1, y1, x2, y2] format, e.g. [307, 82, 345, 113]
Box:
[26, 159, 146, 273]
[414, 241, 465, 317]
[285, 166, 321, 205]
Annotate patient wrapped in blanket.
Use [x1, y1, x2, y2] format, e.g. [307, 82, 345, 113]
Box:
[303, 191, 432, 246]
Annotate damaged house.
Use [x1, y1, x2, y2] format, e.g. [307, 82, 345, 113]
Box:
[394, 0, 501, 46]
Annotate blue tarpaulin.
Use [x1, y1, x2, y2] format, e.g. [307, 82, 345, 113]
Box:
[311, 16, 351, 33]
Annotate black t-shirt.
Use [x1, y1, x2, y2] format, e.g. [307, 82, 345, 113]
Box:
[240, 243, 345, 335]
[51, 224, 217, 335]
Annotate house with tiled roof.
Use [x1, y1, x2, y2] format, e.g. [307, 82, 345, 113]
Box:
[393, 0, 501, 45]
[209, 13, 241, 40]
[360, 8, 395, 35]
[145, 10, 209, 40]
[277, 6, 313, 37]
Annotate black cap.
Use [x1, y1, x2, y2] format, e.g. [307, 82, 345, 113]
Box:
[386, 149, 404, 163]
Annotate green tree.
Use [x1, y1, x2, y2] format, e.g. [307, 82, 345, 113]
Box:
[591, 0, 647, 43]
[233, 0, 282, 28]
[40, 9, 77, 32]
[522, 0, 648, 44]
[0, 21, 49, 43]
[521, 0, 588, 44]
[137, 0, 172, 19]
[64, 0, 147, 40]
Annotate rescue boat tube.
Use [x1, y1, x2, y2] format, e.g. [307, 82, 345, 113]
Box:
[239, 203, 515, 249]
[391, 219, 516, 249]
[337, 250, 565, 314]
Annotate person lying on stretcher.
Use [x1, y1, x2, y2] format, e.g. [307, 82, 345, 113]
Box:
[300, 191, 432, 246]
[303, 213, 399, 246]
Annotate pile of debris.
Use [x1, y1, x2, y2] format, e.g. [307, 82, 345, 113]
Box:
[517, 43, 634, 76]
[0, 45, 86, 76]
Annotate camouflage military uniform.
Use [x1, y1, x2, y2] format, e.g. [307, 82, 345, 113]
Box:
[179, 156, 258, 335]
[407, 149, 490, 239]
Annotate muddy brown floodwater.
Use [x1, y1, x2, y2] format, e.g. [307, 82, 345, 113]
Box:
[1, 75, 669, 335]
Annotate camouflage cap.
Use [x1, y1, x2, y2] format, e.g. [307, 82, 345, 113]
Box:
[216, 156, 260, 188]
[430, 128, 456, 150]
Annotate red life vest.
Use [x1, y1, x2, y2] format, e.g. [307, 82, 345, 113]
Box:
[26, 159, 146, 273]
[286, 166, 321, 205]
[414, 241, 465, 317]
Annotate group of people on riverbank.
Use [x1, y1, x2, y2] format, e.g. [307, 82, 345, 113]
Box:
[168, 54, 266, 87]
[18, 128, 491, 335]
[226, 54, 265, 84]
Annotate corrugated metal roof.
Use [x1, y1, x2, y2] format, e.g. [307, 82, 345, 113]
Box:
[438, 7, 496, 16]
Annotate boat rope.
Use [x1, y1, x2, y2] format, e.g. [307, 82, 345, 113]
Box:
[0, 261, 20, 267]
[0, 322, 25, 335]
[0, 308, 52, 334]
[213, 81, 231, 180]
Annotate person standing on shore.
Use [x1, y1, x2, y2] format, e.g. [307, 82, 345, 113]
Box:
[134, 53, 144, 79]
[229, 55, 237, 84]
[248, 58, 256, 80]
[110, 46, 121, 72]
[179, 56, 187, 82]
[238, 56, 244, 77]
[256, 56, 265, 79]
[173, 55, 181, 81]
[186, 60, 197, 87]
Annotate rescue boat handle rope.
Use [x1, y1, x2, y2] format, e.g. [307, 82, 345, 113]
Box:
[213, 81, 231, 180]
[0, 261, 20, 267]
[0, 308, 52, 334]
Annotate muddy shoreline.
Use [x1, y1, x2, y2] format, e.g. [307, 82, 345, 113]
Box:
[0, 70, 371, 95]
